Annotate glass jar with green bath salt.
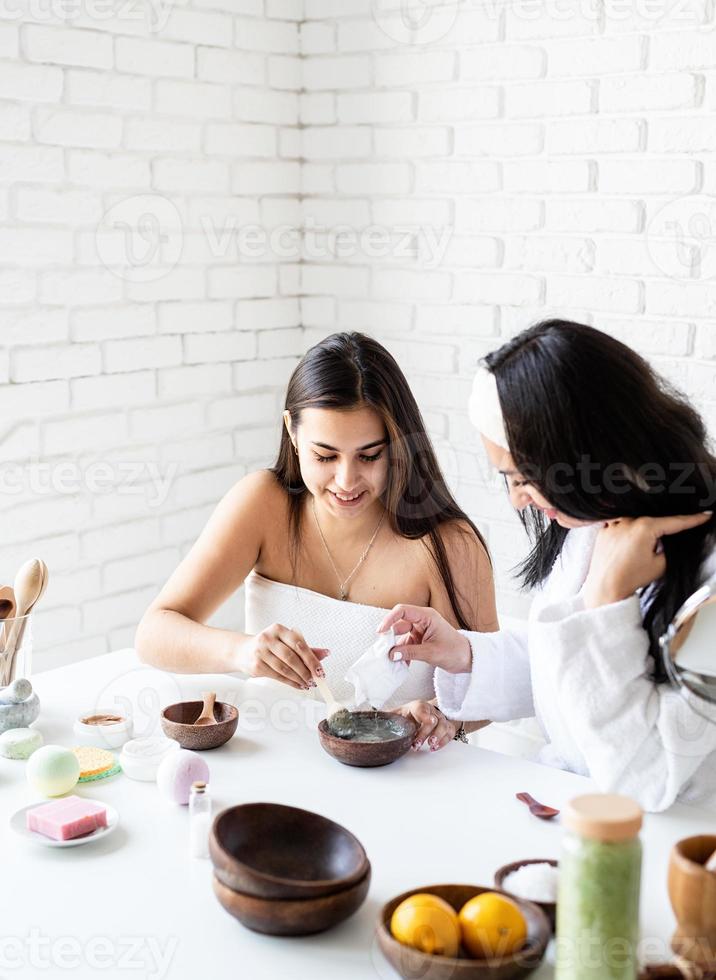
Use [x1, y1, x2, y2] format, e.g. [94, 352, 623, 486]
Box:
[555, 793, 643, 980]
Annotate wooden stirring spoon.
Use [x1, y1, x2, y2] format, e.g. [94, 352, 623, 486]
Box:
[15, 559, 47, 630]
[193, 691, 217, 726]
[0, 587, 17, 651]
[0, 586, 16, 622]
[10, 561, 47, 677]
[2, 559, 47, 685]
[516, 792, 561, 820]
[314, 675, 352, 732]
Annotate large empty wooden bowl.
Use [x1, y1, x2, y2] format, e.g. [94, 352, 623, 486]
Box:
[494, 859, 559, 933]
[212, 866, 371, 936]
[161, 700, 238, 750]
[668, 835, 716, 969]
[318, 711, 418, 767]
[209, 802, 370, 900]
[377, 884, 550, 980]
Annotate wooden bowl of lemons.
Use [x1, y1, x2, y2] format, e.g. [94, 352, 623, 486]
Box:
[377, 884, 550, 980]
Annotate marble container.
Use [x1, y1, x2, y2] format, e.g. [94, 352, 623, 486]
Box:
[0, 692, 40, 733]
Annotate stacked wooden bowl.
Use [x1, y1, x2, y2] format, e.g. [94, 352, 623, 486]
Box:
[209, 802, 371, 936]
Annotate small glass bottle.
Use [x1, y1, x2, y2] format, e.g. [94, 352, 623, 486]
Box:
[188, 781, 211, 859]
[555, 793, 643, 980]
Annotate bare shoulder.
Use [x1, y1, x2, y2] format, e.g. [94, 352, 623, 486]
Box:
[145, 469, 289, 623]
[232, 467, 283, 499]
[225, 468, 286, 512]
[213, 469, 289, 544]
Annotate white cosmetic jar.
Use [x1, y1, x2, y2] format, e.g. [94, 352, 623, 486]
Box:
[73, 708, 133, 749]
[120, 735, 178, 781]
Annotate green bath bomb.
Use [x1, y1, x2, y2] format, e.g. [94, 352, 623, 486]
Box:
[0, 727, 43, 760]
[26, 745, 80, 796]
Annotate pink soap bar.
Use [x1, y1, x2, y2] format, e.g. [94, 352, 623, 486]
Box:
[27, 795, 107, 841]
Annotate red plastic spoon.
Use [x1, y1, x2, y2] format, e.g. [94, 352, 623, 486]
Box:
[516, 792, 560, 820]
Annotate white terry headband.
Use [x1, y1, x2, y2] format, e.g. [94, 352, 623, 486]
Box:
[468, 365, 509, 450]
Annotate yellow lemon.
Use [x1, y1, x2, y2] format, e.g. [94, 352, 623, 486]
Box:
[390, 893, 461, 957]
[458, 892, 528, 959]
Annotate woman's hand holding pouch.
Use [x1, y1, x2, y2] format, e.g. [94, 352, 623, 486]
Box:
[376, 604, 473, 674]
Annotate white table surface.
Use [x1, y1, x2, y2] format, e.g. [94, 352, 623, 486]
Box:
[2, 649, 714, 980]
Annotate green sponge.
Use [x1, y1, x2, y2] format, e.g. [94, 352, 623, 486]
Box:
[78, 763, 122, 783]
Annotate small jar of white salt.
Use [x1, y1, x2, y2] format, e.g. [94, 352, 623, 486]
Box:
[188, 781, 212, 859]
[502, 862, 559, 903]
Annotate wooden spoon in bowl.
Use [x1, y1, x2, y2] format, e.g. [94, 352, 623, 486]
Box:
[314, 675, 352, 733]
[193, 691, 217, 726]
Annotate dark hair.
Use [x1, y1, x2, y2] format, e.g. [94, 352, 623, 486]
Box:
[484, 319, 716, 682]
[271, 331, 488, 630]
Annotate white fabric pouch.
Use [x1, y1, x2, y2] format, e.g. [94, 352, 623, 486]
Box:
[344, 628, 408, 709]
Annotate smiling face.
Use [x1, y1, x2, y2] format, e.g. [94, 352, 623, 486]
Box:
[286, 405, 389, 520]
[481, 434, 594, 530]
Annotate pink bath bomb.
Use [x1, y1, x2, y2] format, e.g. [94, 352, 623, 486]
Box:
[156, 749, 209, 805]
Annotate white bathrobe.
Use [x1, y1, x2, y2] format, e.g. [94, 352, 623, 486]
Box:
[435, 525, 716, 812]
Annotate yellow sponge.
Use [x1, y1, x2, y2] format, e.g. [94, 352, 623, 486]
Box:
[72, 746, 116, 779]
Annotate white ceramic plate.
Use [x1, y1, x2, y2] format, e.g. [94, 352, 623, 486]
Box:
[10, 799, 119, 848]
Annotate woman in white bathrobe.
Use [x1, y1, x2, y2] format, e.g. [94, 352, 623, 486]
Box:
[378, 320, 716, 812]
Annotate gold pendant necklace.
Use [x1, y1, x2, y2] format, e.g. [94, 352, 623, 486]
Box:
[311, 497, 385, 601]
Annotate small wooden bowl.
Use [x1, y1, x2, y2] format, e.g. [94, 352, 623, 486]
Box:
[161, 700, 238, 750]
[209, 802, 370, 900]
[494, 859, 559, 933]
[317, 711, 418, 768]
[668, 835, 716, 969]
[377, 884, 550, 980]
[212, 866, 371, 936]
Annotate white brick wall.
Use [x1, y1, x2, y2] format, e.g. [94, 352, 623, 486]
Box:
[3, 0, 716, 670]
[1, 4, 300, 669]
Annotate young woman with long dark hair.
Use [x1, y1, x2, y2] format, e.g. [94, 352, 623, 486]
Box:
[378, 320, 716, 809]
[136, 332, 497, 749]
